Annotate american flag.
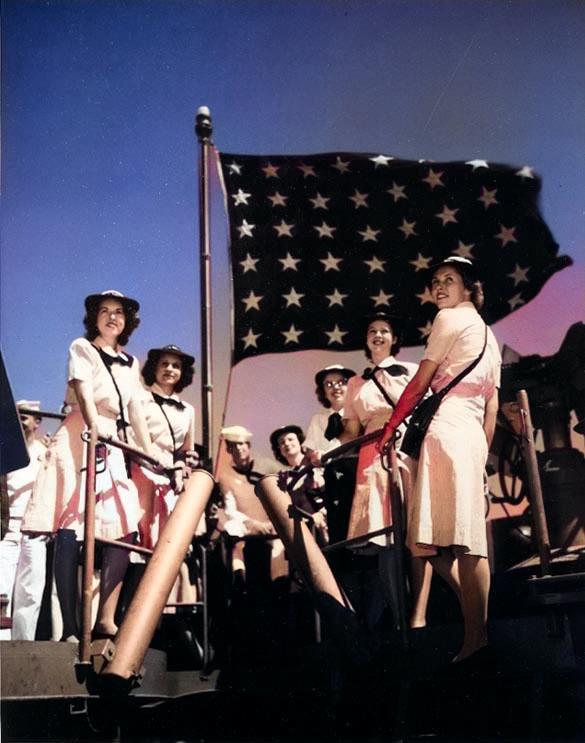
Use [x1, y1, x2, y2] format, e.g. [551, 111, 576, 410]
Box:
[218, 151, 570, 365]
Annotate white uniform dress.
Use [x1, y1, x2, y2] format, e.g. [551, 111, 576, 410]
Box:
[407, 302, 501, 558]
[131, 388, 195, 548]
[22, 338, 142, 540]
[343, 356, 418, 546]
[304, 407, 345, 453]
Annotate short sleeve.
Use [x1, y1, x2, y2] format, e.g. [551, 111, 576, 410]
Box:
[67, 338, 97, 383]
[424, 309, 462, 364]
[343, 377, 360, 422]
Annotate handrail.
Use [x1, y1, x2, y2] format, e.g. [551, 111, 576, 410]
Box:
[81, 431, 174, 479]
[78, 431, 170, 664]
[278, 427, 398, 492]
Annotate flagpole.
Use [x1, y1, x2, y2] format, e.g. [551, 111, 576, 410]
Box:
[195, 106, 213, 466]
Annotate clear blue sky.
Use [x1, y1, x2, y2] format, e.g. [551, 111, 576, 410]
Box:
[2, 0, 583, 457]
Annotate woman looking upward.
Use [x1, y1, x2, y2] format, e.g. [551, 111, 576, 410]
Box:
[379, 257, 501, 664]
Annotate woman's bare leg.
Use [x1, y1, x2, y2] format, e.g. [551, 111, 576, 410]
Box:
[429, 548, 462, 603]
[409, 556, 433, 628]
[93, 533, 135, 637]
[452, 552, 490, 662]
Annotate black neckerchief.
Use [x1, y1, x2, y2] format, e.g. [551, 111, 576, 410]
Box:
[233, 461, 264, 485]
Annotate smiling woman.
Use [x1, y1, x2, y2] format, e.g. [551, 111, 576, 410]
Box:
[131, 345, 196, 552]
[19, 290, 154, 643]
[379, 257, 502, 665]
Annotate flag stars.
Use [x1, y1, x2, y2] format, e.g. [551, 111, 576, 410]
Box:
[232, 189, 251, 206]
[310, 193, 330, 210]
[422, 169, 444, 189]
[515, 166, 535, 180]
[416, 287, 434, 305]
[370, 155, 394, 167]
[358, 225, 381, 242]
[325, 289, 348, 307]
[454, 241, 474, 260]
[386, 182, 407, 202]
[227, 162, 242, 175]
[398, 218, 417, 239]
[508, 293, 525, 310]
[242, 291, 263, 312]
[278, 253, 301, 271]
[371, 289, 394, 307]
[508, 264, 529, 286]
[298, 163, 317, 178]
[282, 324, 304, 345]
[325, 325, 348, 345]
[237, 219, 255, 238]
[320, 252, 343, 272]
[496, 224, 518, 247]
[273, 220, 294, 237]
[283, 287, 304, 307]
[436, 205, 459, 226]
[411, 253, 433, 271]
[465, 159, 489, 170]
[364, 256, 386, 274]
[268, 192, 288, 207]
[242, 328, 261, 349]
[418, 321, 434, 339]
[262, 163, 280, 178]
[349, 190, 369, 209]
[332, 157, 351, 173]
[314, 221, 336, 239]
[239, 253, 259, 273]
[478, 186, 499, 210]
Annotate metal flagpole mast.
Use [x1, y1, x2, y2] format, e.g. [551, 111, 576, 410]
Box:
[195, 106, 213, 465]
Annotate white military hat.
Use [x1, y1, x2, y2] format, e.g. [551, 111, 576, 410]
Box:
[221, 425, 253, 443]
[16, 400, 41, 412]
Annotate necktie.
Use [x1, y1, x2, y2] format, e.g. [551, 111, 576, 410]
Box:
[152, 393, 185, 410]
[324, 411, 343, 440]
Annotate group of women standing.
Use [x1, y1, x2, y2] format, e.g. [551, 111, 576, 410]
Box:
[18, 253, 501, 670]
[21, 290, 197, 642]
[308, 256, 501, 667]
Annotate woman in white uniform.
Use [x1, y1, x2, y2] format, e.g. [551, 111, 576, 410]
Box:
[133, 345, 196, 551]
[23, 290, 153, 641]
[379, 257, 501, 665]
[304, 365, 356, 452]
[312, 312, 418, 630]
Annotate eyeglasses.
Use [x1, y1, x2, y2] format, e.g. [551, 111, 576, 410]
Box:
[324, 379, 347, 389]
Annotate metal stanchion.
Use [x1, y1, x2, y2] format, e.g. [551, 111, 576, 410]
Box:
[517, 389, 552, 576]
[79, 425, 98, 665]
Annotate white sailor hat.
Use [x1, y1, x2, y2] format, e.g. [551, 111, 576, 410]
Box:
[221, 425, 253, 443]
[16, 400, 41, 412]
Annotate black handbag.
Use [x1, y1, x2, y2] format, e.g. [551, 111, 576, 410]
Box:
[401, 325, 488, 459]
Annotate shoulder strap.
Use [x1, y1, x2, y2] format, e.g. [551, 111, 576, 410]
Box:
[365, 367, 397, 407]
[152, 394, 178, 454]
[91, 344, 129, 442]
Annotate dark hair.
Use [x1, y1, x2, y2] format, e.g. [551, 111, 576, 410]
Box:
[432, 261, 484, 311]
[141, 351, 195, 393]
[315, 370, 355, 408]
[270, 425, 305, 465]
[364, 314, 401, 360]
[84, 301, 140, 348]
